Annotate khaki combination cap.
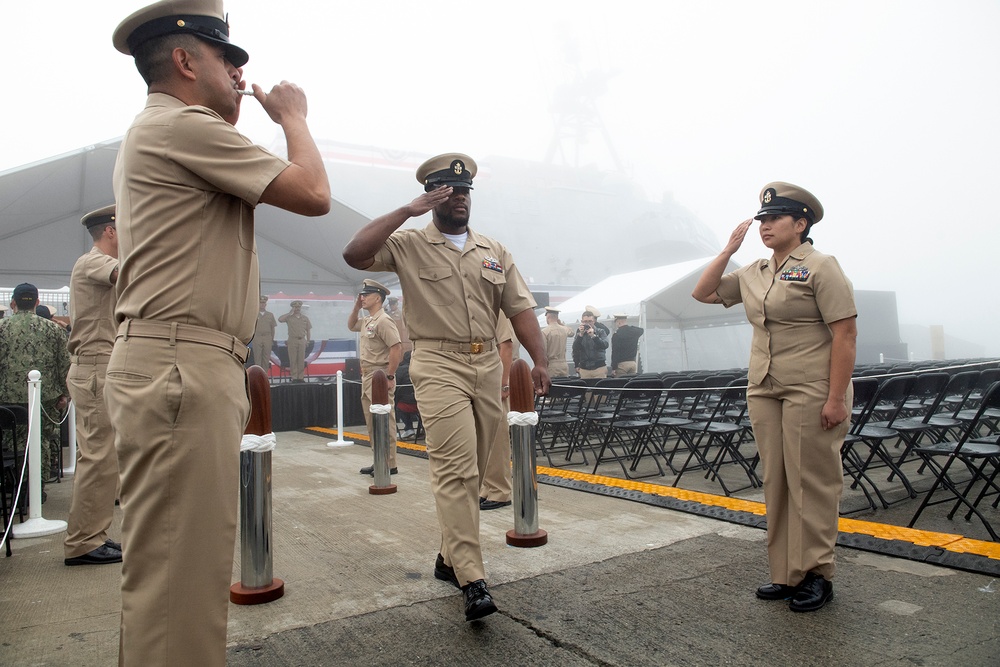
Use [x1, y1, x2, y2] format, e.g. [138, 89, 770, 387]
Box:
[359, 279, 390, 298]
[416, 153, 477, 191]
[755, 181, 824, 225]
[290, 300, 303, 307]
[259, 295, 268, 303]
[583, 305, 601, 318]
[613, 313, 628, 320]
[113, 0, 249, 68]
[81, 204, 116, 230]
[543, 306, 561, 314]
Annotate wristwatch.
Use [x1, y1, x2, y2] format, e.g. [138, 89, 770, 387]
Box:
[386, 374, 395, 380]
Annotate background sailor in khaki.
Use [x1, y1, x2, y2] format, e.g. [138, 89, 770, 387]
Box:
[343, 152, 550, 622]
[64, 205, 123, 567]
[479, 312, 514, 510]
[108, 1, 330, 664]
[348, 278, 402, 473]
[280, 300, 312, 381]
[541, 306, 573, 377]
[693, 181, 856, 613]
[253, 295, 277, 373]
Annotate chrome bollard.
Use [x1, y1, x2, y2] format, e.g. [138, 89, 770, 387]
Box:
[231, 365, 284, 605]
[369, 369, 397, 495]
[505, 360, 547, 548]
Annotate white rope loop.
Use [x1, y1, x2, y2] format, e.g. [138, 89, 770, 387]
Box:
[507, 410, 539, 426]
[369, 403, 392, 415]
[240, 432, 276, 452]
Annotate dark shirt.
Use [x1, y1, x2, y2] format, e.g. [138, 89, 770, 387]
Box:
[611, 325, 644, 368]
[572, 326, 609, 371]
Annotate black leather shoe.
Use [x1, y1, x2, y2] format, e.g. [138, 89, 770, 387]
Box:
[755, 583, 797, 600]
[366, 467, 397, 476]
[789, 572, 834, 612]
[104, 539, 122, 552]
[479, 498, 512, 511]
[462, 579, 498, 621]
[434, 553, 460, 589]
[65, 544, 123, 566]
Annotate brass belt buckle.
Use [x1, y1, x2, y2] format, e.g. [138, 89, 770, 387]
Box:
[470, 342, 483, 354]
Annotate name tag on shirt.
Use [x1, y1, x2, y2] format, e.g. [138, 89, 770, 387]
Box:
[779, 265, 810, 281]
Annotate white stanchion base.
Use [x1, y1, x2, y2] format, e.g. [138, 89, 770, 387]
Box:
[327, 439, 354, 447]
[12, 517, 68, 539]
[63, 465, 76, 476]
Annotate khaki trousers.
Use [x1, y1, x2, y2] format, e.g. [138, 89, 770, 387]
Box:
[105, 336, 248, 667]
[747, 374, 850, 586]
[548, 361, 569, 378]
[361, 371, 397, 468]
[613, 361, 637, 377]
[64, 360, 119, 558]
[480, 396, 512, 502]
[410, 347, 502, 587]
[577, 367, 607, 379]
[252, 335, 273, 371]
[287, 337, 306, 380]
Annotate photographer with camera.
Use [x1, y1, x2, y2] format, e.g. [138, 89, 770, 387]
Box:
[572, 309, 609, 379]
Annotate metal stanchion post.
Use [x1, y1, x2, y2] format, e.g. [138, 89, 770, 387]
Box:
[369, 369, 397, 495]
[63, 400, 77, 476]
[12, 370, 67, 539]
[230, 365, 285, 605]
[328, 370, 354, 447]
[505, 360, 547, 547]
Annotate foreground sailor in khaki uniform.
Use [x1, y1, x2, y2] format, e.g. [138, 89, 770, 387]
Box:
[692, 182, 856, 613]
[344, 153, 550, 621]
[64, 205, 122, 567]
[348, 278, 402, 474]
[109, 1, 330, 664]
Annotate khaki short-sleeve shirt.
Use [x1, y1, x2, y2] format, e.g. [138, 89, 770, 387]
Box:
[368, 223, 536, 341]
[112, 93, 291, 343]
[541, 323, 573, 362]
[717, 243, 856, 386]
[68, 247, 119, 357]
[285, 314, 311, 340]
[350, 309, 401, 368]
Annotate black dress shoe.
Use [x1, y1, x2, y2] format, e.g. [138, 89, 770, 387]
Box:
[789, 572, 834, 612]
[65, 544, 123, 566]
[104, 539, 122, 552]
[479, 498, 512, 511]
[365, 467, 397, 476]
[462, 579, 498, 621]
[755, 583, 797, 600]
[433, 553, 460, 589]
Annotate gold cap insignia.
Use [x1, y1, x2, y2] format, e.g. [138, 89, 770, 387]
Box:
[763, 189, 774, 204]
[451, 160, 464, 175]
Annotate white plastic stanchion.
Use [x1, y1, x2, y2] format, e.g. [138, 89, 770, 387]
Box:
[63, 399, 77, 476]
[12, 370, 67, 539]
[327, 370, 354, 447]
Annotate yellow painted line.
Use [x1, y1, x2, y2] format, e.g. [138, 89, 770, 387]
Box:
[303, 427, 999, 560]
[305, 427, 426, 453]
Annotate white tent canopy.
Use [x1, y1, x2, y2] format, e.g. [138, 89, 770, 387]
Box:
[544, 257, 752, 372]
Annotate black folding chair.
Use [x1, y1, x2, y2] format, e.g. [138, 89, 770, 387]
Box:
[908, 381, 1000, 540]
[0, 404, 30, 557]
[534, 380, 588, 467]
[672, 383, 759, 496]
[589, 379, 665, 479]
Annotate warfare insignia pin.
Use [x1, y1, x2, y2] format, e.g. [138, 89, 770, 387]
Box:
[779, 265, 810, 281]
[482, 257, 503, 273]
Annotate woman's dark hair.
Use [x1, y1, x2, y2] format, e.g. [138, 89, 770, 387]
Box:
[798, 218, 814, 245]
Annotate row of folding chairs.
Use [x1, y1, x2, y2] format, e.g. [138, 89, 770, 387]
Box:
[841, 370, 1000, 539]
[534, 377, 761, 496]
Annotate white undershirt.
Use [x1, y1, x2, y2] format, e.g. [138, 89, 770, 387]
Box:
[441, 231, 468, 250]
